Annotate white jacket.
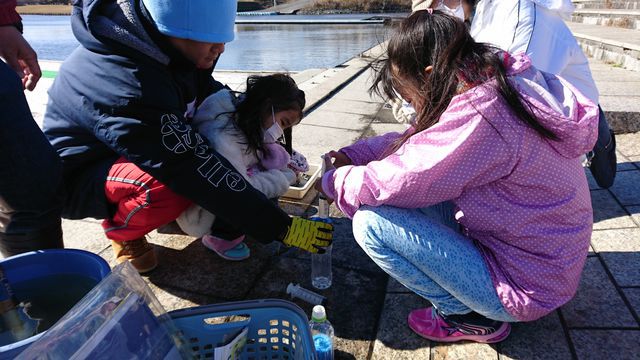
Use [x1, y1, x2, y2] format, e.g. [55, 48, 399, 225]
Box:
[176, 89, 296, 237]
[471, 0, 599, 103]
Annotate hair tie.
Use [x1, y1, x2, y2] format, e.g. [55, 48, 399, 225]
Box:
[427, 8, 433, 14]
[503, 52, 510, 67]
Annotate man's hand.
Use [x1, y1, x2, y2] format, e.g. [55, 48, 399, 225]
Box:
[0, 25, 41, 91]
[282, 217, 333, 253]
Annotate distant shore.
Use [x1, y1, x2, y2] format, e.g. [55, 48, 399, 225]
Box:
[17, 4, 72, 15]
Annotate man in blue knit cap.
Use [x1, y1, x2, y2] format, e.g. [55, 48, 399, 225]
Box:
[43, 0, 333, 273]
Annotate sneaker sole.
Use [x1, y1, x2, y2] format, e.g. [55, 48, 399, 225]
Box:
[408, 321, 511, 343]
[202, 241, 250, 261]
[215, 251, 250, 261]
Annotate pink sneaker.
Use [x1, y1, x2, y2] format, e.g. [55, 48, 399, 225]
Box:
[408, 307, 511, 343]
[202, 234, 250, 261]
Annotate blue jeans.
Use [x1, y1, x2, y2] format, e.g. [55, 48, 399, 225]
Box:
[0, 61, 64, 255]
[352, 204, 516, 322]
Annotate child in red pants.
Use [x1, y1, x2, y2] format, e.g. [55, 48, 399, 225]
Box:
[102, 158, 191, 272]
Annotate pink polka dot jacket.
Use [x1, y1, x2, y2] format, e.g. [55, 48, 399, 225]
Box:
[321, 53, 599, 322]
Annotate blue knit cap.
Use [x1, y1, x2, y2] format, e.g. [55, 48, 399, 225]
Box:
[141, 0, 237, 43]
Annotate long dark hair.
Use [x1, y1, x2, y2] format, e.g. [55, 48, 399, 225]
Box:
[372, 10, 556, 153]
[235, 74, 305, 156]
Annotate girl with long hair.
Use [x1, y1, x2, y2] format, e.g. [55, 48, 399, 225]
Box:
[318, 10, 598, 343]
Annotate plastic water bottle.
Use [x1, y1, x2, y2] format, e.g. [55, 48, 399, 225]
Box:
[309, 305, 334, 360]
[312, 156, 332, 290]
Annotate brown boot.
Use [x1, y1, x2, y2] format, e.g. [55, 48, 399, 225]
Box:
[111, 237, 158, 273]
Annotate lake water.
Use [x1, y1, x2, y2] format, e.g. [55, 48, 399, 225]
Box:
[22, 15, 390, 71]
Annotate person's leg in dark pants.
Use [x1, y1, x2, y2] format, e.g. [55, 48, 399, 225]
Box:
[0, 61, 64, 256]
[588, 106, 617, 189]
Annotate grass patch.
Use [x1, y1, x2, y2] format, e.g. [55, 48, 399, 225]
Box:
[613, 17, 634, 29]
[42, 70, 57, 79]
[603, 16, 634, 29]
[603, 60, 623, 68]
[239, 0, 298, 11]
[308, 0, 410, 12]
[17, 4, 71, 15]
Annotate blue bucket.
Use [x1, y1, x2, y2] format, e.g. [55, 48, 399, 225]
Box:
[0, 249, 111, 359]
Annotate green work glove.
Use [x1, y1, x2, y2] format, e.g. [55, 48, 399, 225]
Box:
[282, 217, 333, 254]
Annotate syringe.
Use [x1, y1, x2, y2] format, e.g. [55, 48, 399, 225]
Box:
[286, 283, 326, 306]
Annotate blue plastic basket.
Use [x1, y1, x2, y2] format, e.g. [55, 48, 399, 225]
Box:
[169, 299, 317, 360]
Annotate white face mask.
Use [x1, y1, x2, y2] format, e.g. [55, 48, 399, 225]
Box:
[263, 106, 285, 144]
[436, 0, 465, 21]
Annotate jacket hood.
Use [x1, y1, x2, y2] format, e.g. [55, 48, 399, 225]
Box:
[531, 0, 575, 19]
[505, 53, 598, 158]
[72, 0, 170, 64]
[192, 88, 237, 129]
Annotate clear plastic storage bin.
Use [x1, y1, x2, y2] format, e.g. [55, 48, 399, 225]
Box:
[283, 164, 321, 200]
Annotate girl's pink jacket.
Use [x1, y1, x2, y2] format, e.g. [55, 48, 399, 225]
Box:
[322, 54, 599, 321]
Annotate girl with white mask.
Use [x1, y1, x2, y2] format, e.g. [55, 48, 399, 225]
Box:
[176, 74, 309, 261]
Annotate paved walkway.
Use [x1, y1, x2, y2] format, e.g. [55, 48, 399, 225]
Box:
[24, 54, 640, 358]
[567, 21, 640, 50]
[588, 57, 640, 133]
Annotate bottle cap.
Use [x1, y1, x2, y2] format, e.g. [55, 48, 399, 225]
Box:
[311, 305, 326, 322]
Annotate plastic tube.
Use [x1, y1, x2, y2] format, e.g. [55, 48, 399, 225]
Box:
[318, 155, 329, 219]
[312, 155, 332, 289]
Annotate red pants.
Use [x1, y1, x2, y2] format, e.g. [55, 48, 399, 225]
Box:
[102, 158, 191, 242]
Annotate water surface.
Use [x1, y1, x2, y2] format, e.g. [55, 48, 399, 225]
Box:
[22, 15, 389, 71]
